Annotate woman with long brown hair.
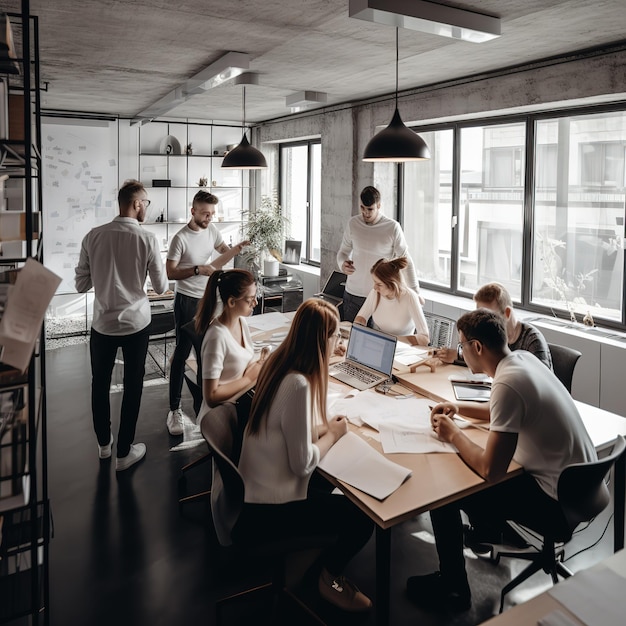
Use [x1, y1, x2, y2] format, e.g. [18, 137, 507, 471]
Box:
[235, 298, 374, 613]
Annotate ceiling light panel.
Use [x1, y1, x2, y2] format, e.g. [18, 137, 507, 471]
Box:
[349, 0, 501, 43]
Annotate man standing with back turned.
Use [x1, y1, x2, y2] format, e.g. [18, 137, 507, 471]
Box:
[337, 185, 422, 322]
[75, 180, 168, 471]
[165, 190, 248, 435]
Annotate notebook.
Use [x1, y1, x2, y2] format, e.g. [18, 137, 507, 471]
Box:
[314, 271, 347, 306]
[329, 324, 397, 391]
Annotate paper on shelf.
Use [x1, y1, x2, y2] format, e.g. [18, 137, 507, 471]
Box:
[0, 259, 61, 371]
[318, 431, 412, 500]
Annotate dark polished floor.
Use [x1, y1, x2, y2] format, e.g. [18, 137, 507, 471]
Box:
[45, 342, 615, 626]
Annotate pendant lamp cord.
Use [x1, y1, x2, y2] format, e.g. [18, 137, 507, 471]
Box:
[242, 86, 246, 131]
[395, 27, 399, 109]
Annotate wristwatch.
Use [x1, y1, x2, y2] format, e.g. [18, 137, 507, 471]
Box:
[193, 266, 199, 276]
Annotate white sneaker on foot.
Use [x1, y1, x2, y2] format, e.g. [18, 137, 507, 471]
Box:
[115, 443, 146, 471]
[166, 408, 186, 435]
[98, 434, 114, 459]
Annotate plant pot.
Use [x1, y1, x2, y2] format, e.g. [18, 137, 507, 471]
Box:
[263, 259, 279, 277]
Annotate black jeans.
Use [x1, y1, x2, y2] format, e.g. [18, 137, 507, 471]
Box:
[341, 291, 366, 323]
[430, 473, 567, 589]
[169, 293, 200, 411]
[233, 475, 374, 576]
[90, 326, 150, 458]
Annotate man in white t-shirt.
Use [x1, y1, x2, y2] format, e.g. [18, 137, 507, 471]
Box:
[337, 186, 422, 322]
[165, 190, 248, 435]
[406, 308, 596, 612]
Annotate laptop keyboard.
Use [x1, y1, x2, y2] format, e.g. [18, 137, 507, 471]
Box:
[334, 361, 380, 385]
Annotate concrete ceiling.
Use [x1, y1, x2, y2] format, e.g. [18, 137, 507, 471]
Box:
[4, 0, 626, 124]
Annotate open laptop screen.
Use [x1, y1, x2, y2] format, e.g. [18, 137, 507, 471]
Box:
[346, 325, 397, 376]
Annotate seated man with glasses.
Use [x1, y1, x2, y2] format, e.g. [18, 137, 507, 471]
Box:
[406, 309, 595, 612]
[436, 282, 552, 370]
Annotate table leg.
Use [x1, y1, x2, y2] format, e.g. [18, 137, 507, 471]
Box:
[615, 450, 625, 551]
[375, 526, 391, 626]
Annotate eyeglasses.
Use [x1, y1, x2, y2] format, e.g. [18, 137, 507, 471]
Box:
[456, 339, 477, 360]
[139, 198, 151, 208]
[239, 295, 258, 306]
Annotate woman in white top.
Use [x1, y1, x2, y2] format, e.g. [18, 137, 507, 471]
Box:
[235, 299, 374, 613]
[194, 269, 265, 424]
[355, 257, 430, 344]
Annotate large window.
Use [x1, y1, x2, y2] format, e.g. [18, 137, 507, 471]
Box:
[532, 112, 626, 322]
[279, 140, 321, 264]
[402, 106, 626, 327]
[403, 129, 453, 287]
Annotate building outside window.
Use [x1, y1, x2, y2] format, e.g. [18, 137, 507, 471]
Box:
[402, 107, 626, 327]
[279, 140, 321, 264]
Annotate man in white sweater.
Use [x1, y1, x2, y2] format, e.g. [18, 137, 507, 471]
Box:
[337, 186, 422, 322]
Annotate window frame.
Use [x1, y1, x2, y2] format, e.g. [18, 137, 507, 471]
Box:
[278, 138, 322, 266]
[400, 101, 626, 331]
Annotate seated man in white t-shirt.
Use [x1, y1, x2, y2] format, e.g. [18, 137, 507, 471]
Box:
[406, 308, 596, 612]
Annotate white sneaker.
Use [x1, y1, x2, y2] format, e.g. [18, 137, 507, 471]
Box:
[98, 434, 114, 459]
[166, 408, 186, 435]
[115, 443, 146, 471]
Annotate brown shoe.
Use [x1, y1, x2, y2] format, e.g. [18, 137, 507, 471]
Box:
[318, 568, 372, 612]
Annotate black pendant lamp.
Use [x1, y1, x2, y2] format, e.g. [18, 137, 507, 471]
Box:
[222, 86, 267, 169]
[363, 28, 430, 162]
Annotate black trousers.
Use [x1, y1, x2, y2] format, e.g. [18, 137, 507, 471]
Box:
[233, 475, 374, 576]
[90, 326, 150, 458]
[431, 473, 567, 588]
[169, 292, 200, 411]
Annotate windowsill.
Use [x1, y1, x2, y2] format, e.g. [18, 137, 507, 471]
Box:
[279, 262, 320, 277]
[422, 287, 626, 347]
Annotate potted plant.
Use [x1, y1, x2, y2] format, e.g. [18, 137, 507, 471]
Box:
[242, 194, 288, 277]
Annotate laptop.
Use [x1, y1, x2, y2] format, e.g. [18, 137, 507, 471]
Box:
[329, 324, 397, 391]
[314, 271, 347, 306]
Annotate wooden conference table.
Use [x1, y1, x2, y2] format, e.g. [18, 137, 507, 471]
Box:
[195, 313, 626, 626]
[324, 359, 626, 626]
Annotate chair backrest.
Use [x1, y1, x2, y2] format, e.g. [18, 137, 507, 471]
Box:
[200, 401, 244, 547]
[557, 435, 625, 536]
[424, 312, 456, 348]
[548, 342, 582, 393]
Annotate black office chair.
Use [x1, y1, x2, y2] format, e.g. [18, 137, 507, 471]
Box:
[492, 435, 626, 612]
[203, 402, 328, 626]
[548, 342, 582, 393]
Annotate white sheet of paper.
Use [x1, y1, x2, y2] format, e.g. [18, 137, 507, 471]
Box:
[247, 311, 291, 332]
[548, 566, 626, 626]
[318, 431, 412, 500]
[0, 259, 62, 371]
[394, 342, 431, 366]
[379, 424, 456, 453]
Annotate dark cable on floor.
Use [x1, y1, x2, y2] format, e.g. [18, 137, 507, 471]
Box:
[563, 512, 614, 563]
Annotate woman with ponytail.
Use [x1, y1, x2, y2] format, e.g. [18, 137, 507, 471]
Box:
[194, 269, 265, 423]
[354, 257, 429, 344]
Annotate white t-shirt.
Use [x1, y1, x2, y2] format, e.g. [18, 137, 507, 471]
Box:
[357, 288, 429, 337]
[195, 318, 255, 426]
[490, 351, 596, 499]
[167, 223, 224, 299]
[336, 214, 420, 297]
[238, 372, 320, 504]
